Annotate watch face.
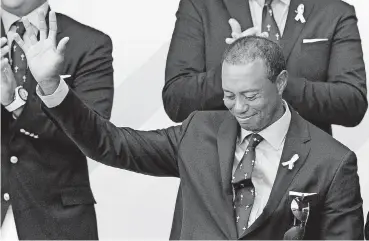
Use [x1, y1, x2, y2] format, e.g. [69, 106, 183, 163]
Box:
[18, 87, 28, 101]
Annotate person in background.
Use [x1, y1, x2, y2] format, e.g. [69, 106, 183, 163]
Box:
[163, 0, 367, 135]
[1, 0, 114, 239]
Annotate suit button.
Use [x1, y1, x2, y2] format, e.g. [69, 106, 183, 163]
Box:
[25, 131, 30, 135]
[20, 129, 25, 133]
[10, 156, 18, 164]
[3, 193, 10, 201]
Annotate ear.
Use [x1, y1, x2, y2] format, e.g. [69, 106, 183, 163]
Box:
[275, 70, 288, 95]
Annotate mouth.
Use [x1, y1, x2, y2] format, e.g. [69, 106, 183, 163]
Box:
[236, 113, 256, 122]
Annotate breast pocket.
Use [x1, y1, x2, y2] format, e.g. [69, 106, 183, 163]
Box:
[61, 186, 96, 206]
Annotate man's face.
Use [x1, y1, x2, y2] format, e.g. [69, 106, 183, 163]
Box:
[222, 59, 285, 132]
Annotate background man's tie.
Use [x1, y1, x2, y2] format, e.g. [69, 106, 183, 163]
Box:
[232, 133, 263, 237]
[11, 21, 27, 86]
[262, 0, 281, 42]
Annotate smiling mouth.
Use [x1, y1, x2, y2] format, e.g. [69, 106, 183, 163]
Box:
[237, 114, 256, 121]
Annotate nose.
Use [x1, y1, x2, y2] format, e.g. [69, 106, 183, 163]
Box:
[234, 97, 248, 114]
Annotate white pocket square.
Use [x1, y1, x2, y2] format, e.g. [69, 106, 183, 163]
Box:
[303, 38, 328, 43]
[60, 74, 72, 79]
[289, 191, 317, 197]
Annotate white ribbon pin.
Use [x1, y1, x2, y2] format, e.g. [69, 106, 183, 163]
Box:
[295, 4, 306, 23]
[282, 154, 299, 170]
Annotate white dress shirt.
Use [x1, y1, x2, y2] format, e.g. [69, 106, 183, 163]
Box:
[232, 101, 291, 227]
[1, 2, 49, 240]
[249, 0, 291, 36]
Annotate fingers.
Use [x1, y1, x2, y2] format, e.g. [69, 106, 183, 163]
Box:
[48, 11, 58, 43]
[1, 46, 10, 58]
[14, 33, 30, 53]
[38, 10, 47, 40]
[56, 37, 69, 55]
[1, 58, 9, 70]
[1, 37, 8, 48]
[259, 32, 269, 38]
[239, 26, 259, 38]
[22, 17, 38, 45]
[225, 38, 236, 45]
[228, 18, 242, 34]
[1, 58, 11, 78]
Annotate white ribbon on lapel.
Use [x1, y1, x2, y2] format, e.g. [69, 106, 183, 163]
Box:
[282, 154, 299, 170]
[295, 4, 306, 23]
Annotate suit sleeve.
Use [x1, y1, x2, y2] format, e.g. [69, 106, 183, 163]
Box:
[42, 88, 194, 177]
[163, 0, 224, 123]
[10, 33, 114, 140]
[320, 151, 364, 239]
[283, 5, 367, 127]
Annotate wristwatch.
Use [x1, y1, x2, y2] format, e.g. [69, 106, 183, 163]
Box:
[5, 86, 28, 112]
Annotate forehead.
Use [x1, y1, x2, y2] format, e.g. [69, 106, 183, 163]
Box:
[222, 59, 269, 89]
[222, 59, 268, 77]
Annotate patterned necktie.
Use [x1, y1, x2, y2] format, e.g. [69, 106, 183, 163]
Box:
[232, 133, 263, 237]
[11, 21, 27, 86]
[262, 0, 281, 42]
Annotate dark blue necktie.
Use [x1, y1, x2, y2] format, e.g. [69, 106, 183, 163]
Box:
[262, 0, 281, 42]
[232, 133, 263, 237]
[11, 21, 27, 86]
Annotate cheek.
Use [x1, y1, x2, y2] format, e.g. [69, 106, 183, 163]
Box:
[223, 100, 234, 110]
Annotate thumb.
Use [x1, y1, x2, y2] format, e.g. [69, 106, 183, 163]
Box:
[56, 37, 70, 56]
[228, 18, 242, 34]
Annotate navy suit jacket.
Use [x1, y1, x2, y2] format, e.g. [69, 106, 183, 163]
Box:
[1, 11, 114, 239]
[43, 89, 364, 239]
[163, 0, 367, 135]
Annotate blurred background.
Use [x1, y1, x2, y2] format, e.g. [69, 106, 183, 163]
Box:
[49, 0, 369, 239]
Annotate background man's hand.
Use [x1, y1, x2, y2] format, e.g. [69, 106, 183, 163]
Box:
[225, 18, 269, 44]
[1, 37, 17, 106]
[14, 11, 69, 95]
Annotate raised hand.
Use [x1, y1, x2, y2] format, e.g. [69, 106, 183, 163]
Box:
[225, 18, 269, 45]
[14, 11, 69, 94]
[1, 37, 18, 106]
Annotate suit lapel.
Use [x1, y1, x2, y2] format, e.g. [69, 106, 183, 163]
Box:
[217, 113, 239, 240]
[280, 0, 315, 61]
[217, 113, 239, 195]
[223, 0, 254, 31]
[241, 108, 311, 238]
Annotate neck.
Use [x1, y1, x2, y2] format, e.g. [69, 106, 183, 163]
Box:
[272, 100, 286, 124]
[2, 0, 46, 17]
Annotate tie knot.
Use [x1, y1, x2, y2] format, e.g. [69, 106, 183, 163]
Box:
[247, 133, 263, 148]
[265, 0, 273, 6]
[14, 21, 26, 36]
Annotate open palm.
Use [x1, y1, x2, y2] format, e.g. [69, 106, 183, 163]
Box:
[15, 11, 69, 85]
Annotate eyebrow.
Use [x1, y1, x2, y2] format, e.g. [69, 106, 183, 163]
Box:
[223, 89, 259, 94]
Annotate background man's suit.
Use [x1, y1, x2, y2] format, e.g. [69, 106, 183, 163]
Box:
[163, 0, 367, 134]
[43, 90, 364, 239]
[1, 11, 114, 239]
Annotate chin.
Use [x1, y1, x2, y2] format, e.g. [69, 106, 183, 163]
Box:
[1, 0, 24, 9]
[240, 123, 260, 132]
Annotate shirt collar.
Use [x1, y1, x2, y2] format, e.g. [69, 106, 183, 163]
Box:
[252, 0, 291, 8]
[1, 1, 49, 34]
[239, 100, 291, 150]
